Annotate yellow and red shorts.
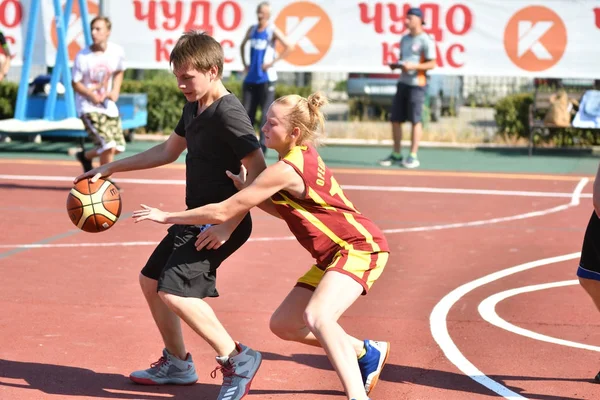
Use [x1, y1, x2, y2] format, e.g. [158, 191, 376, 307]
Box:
[296, 249, 389, 295]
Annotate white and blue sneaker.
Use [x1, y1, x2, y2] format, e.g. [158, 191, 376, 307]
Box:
[402, 155, 420, 169]
[358, 340, 390, 394]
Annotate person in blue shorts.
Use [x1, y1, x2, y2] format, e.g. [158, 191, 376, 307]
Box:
[577, 161, 600, 383]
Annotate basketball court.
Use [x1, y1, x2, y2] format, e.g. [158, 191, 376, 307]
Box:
[1, 153, 599, 400]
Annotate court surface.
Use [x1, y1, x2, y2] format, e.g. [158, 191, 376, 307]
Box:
[1, 150, 599, 400]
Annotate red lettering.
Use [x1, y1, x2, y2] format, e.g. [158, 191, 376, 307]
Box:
[221, 39, 234, 63]
[387, 4, 409, 35]
[134, 0, 157, 30]
[359, 3, 384, 34]
[184, 1, 213, 34]
[594, 8, 600, 29]
[217, 1, 242, 31]
[446, 5, 472, 36]
[381, 42, 399, 65]
[446, 43, 465, 68]
[155, 38, 174, 62]
[421, 3, 442, 41]
[0, 0, 23, 28]
[160, 1, 182, 31]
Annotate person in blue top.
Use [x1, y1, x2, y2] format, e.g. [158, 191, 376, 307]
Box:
[240, 1, 293, 154]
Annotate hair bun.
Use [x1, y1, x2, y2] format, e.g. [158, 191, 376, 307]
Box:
[307, 91, 328, 110]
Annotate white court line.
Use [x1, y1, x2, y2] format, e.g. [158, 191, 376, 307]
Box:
[0, 174, 593, 199]
[429, 178, 587, 400]
[478, 280, 600, 352]
[0, 178, 590, 250]
[430, 253, 582, 400]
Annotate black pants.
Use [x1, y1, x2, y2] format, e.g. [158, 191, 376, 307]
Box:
[242, 81, 275, 153]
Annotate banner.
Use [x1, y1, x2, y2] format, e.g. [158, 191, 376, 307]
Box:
[42, 0, 100, 67]
[5, 0, 600, 78]
[0, 0, 24, 66]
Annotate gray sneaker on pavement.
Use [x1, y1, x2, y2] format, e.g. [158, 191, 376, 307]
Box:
[212, 342, 262, 400]
[129, 348, 198, 385]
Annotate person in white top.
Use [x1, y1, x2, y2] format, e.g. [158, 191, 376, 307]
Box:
[72, 16, 125, 177]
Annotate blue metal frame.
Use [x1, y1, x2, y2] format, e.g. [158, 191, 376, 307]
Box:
[15, 0, 93, 121]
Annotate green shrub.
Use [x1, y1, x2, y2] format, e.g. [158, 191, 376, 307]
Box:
[121, 79, 185, 133]
[1, 78, 314, 133]
[122, 78, 314, 133]
[494, 93, 533, 140]
[0, 81, 19, 120]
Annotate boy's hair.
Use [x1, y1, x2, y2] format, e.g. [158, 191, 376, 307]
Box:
[170, 31, 224, 78]
[274, 91, 329, 147]
[91, 16, 111, 31]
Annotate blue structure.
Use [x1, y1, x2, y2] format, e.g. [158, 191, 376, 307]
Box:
[5, 0, 147, 145]
[15, 0, 92, 121]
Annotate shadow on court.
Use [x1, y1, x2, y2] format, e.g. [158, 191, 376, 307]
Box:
[261, 352, 593, 400]
[0, 359, 219, 400]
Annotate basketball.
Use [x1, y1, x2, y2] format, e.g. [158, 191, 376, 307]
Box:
[67, 178, 122, 233]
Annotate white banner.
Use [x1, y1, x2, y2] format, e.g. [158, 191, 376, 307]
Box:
[5, 0, 600, 78]
[0, 0, 25, 66]
[42, 0, 100, 67]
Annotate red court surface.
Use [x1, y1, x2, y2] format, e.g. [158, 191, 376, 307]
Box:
[1, 159, 599, 400]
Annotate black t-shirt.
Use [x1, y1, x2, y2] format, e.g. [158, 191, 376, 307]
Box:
[175, 93, 260, 209]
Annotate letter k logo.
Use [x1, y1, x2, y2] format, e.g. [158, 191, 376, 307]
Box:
[517, 21, 553, 59]
[504, 6, 567, 72]
[274, 2, 333, 66]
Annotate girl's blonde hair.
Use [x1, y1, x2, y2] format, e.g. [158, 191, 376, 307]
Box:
[274, 91, 328, 146]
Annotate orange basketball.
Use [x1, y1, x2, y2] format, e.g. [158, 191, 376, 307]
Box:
[66, 178, 122, 233]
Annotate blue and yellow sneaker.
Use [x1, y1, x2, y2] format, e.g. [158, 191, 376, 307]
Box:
[358, 340, 390, 394]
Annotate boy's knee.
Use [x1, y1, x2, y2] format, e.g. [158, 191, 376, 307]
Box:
[158, 292, 189, 315]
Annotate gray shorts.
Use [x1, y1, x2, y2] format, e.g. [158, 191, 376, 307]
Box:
[390, 82, 426, 124]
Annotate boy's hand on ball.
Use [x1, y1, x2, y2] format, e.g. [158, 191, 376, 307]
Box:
[74, 165, 113, 184]
[132, 204, 169, 224]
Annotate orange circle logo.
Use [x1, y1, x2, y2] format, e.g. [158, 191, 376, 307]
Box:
[51, 0, 99, 60]
[504, 6, 567, 72]
[274, 1, 333, 66]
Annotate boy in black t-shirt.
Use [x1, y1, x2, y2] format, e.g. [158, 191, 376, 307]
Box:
[74, 31, 267, 400]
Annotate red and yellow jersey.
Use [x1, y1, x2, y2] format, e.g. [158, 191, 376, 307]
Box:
[271, 145, 389, 267]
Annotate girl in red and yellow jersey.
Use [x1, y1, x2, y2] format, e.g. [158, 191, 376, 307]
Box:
[133, 92, 390, 400]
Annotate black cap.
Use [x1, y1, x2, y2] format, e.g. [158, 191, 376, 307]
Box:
[407, 7, 425, 25]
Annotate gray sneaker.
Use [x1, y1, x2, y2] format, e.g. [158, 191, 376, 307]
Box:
[402, 155, 420, 169]
[211, 343, 262, 400]
[379, 153, 403, 167]
[129, 348, 198, 385]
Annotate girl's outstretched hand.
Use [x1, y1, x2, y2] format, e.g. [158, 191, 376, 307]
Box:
[132, 204, 169, 224]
